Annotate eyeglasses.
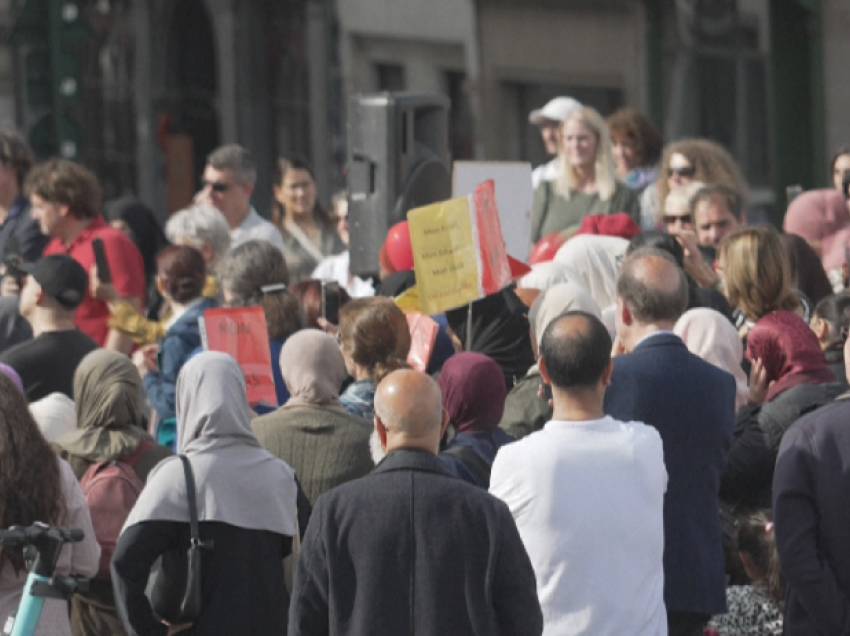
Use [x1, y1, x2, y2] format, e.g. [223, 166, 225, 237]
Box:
[662, 214, 692, 225]
[202, 180, 232, 193]
[668, 166, 696, 178]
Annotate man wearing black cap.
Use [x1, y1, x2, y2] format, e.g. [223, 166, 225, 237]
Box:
[0, 254, 98, 401]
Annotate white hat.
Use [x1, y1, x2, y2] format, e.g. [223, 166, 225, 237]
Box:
[528, 97, 583, 126]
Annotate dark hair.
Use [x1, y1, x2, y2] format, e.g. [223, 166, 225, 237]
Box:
[689, 183, 745, 222]
[736, 510, 785, 613]
[626, 231, 685, 268]
[0, 129, 33, 189]
[540, 311, 612, 389]
[606, 107, 663, 167]
[339, 297, 411, 383]
[206, 144, 256, 185]
[156, 245, 205, 304]
[271, 155, 333, 229]
[0, 375, 66, 574]
[781, 233, 833, 307]
[830, 144, 850, 178]
[617, 248, 689, 323]
[814, 293, 850, 346]
[24, 159, 102, 220]
[289, 279, 352, 329]
[216, 240, 300, 340]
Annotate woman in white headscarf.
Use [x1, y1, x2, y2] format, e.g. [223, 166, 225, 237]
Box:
[674, 308, 749, 411]
[553, 234, 629, 310]
[29, 392, 76, 442]
[500, 283, 601, 440]
[517, 261, 584, 292]
[111, 352, 308, 636]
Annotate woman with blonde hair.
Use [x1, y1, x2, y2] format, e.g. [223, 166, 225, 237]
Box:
[717, 226, 799, 331]
[530, 107, 640, 243]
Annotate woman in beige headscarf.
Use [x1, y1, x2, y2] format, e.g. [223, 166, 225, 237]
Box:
[500, 282, 601, 440]
[674, 308, 749, 411]
[53, 349, 170, 636]
[252, 330, 374, 504]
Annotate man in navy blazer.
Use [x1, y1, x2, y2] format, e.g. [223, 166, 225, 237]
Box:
[289, 369, 543, 636]
[603, 248, 735, 636]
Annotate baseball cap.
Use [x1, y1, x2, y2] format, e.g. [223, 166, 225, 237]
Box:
[21, 254, 88, 309]
[528, 97, 583, 126]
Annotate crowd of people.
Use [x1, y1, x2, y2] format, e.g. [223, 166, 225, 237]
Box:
[0, 90, 849, 636]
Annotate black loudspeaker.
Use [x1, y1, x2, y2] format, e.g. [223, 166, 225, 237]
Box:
[347, 92, 451, 277]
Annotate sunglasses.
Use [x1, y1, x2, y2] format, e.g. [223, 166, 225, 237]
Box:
[667, 166, 696, 178]
[202, 180, 232, 193]
[662, 214, 692, 225]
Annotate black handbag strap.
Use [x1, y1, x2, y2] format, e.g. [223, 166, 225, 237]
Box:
[178, 455, 206, 548]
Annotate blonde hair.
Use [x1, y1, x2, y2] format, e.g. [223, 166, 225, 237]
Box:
[556, 107, 617, 202]
[656, 138, 748, 214]
[719, 225, 799, 322]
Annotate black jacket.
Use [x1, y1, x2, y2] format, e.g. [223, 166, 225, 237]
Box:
[603, 332, 734, 615]
[288, 449, 543, 636]
[112, 521, 293, 636]
[774, 396, 850, 635]
[720, 381, 847, 510]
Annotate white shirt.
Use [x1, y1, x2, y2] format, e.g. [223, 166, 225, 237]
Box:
[230, 207, 287, 255]
[311, 251, 375, 298]
[490, 415, 668, 636]
[531, 158, 560, 189]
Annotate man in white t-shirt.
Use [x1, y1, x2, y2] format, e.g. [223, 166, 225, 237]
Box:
[528, 96, 583, 188]
[199, 144, 287, 255]
[490, 310, 668, 636]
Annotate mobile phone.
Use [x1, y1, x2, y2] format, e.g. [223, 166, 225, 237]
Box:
[540, 381, 552, 403]
[321, 280, 340, 325]
[92, 238, 112, 284]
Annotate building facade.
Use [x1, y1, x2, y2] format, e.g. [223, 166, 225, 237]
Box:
[1, 0, 848, 222]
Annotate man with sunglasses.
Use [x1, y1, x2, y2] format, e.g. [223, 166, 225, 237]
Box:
[200, 144, 287, 255]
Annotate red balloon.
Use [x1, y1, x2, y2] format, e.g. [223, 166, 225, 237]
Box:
[386, 221, 414, 271]
[528, 233, 566, 265]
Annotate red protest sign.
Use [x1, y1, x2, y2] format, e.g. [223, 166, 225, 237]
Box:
[200, 307, 277, 407]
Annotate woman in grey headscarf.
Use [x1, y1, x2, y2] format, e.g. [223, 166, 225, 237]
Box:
[111, 352, 306, 636]
[499, 283, 601, 440]
[253, 330, 374, 504]
[53, 349, 171, 636]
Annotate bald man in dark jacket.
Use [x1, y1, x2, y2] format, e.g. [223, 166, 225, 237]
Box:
[288, 370, 542, 636]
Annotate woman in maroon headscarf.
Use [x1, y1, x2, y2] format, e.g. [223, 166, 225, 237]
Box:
[437, 352, 514, 488]
[720, 310, 844, 511]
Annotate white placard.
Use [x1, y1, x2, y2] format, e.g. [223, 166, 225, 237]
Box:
[452, 161, 533, 261]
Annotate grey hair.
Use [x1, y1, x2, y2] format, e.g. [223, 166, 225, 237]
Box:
[165, 204, 232, 266]
[664, 180, 705, 215]
[216, 239, 289, 306]
[206, 144, 257, 185]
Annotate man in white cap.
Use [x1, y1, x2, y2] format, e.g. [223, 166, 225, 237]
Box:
[528, 96, 583, 188]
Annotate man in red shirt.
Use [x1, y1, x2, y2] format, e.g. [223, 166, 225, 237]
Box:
[25, 159, 144, 352]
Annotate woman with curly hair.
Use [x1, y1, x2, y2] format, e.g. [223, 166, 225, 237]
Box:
[0, 374, 99, 635]
[655, 138, 749, 227]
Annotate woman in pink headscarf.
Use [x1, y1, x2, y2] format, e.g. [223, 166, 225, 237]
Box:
[674, 308, 749, 411]
[783, 189, 850, 289]
[720, 310, 842, 511]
